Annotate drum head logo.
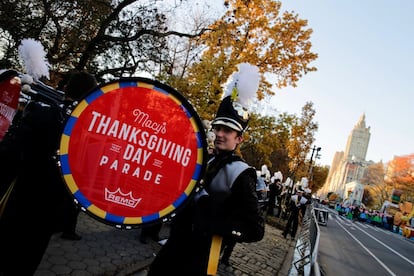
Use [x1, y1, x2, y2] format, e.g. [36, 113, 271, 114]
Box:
[59, 78, 206, 228]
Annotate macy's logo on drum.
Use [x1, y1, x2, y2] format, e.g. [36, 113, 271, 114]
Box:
[105, 188, 142, 208]
[133, 108, 167, 135]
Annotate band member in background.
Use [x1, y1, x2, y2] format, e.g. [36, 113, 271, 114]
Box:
[0, 71, 97, 275]
[147, 63, 264, 275]
[58, 72, 97, 240]
[282, 185, 308, 240]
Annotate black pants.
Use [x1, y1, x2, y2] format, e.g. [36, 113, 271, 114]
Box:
[221, 238, 237, 263]
[140, 222, 162, 241]
[61, 195, 80, 234]
[283, 210, 299, 238]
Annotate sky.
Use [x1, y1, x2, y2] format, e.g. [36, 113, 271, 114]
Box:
[269, 0, 414, 166]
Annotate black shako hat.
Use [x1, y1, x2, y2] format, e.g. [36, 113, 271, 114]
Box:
[212, 63, 260, 133]
[213, 95, 248, 132]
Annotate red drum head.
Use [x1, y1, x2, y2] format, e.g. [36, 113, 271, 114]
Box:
[59, 78, 207, 228]
[0, 70, 20, 141]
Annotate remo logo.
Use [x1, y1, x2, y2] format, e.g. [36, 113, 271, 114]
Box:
[59, 78, 207, 228]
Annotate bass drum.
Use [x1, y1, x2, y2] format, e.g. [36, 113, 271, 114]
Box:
[59, 77, 207, 229]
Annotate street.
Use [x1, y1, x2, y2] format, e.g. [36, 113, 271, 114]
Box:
[317, 209, 414, 275]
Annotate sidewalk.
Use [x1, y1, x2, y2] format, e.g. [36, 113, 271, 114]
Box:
[35, 212, 294, 276]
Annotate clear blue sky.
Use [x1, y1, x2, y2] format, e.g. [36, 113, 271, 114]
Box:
[272, 0, 414, 166]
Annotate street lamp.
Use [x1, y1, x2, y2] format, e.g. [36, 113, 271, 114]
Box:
[308, 146, 322, 183]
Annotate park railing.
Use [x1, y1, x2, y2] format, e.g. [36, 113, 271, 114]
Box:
[288, 200, 326, 276]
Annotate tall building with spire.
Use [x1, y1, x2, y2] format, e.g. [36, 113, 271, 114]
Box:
[319, 114, 372, 203]
[344, 113, 370, 162]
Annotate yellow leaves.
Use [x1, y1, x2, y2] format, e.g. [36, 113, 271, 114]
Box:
[172, 1, 319, 171]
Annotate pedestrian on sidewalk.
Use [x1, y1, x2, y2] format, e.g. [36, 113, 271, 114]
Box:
[147, 63, 265, 276]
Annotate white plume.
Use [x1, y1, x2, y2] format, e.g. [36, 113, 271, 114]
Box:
[275, 171, 283, 181]
[300, 177, 309, 188]
[18, 38, 50, 80]
[284, 177, 293, 187]
[260, 164, 268, 175]
[271, 171, 283, 183]
[20, 74, 34, 85]
[222, 63, 259, 108]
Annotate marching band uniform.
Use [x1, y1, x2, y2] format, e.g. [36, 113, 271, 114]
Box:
[0, 100, 66, 275]
[0, 71, 97, 275]
[282, 186, 308, 240]
[57, 72, 97, 241]
[148, 63, 264, 275]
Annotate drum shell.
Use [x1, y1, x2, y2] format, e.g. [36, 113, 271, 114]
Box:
[58, 77, 207, 228]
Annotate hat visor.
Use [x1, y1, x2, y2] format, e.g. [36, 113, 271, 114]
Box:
[212, 118, 243, 132]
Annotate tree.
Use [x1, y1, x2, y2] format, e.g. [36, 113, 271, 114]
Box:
[0, 0, 321, 185]
[311, 165, 329, 192]
[327, 192, 338, 202]
[240, 111, 294, 174]
[163, 1, 319, 178]
[1, 1, 317, 114]
[165, 0, 317, 120]
[386, 154, 414, 202]
[360, 162, 388, 207]
[287, 102, 318, 181]
[362, 186, 375, 208]
[267, 112, 296, 177]
[240, 113, 278, 170]
[240, 103, 319, 184]
[0, 0, 207, 83]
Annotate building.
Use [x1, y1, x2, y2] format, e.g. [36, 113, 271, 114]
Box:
[318, 114, 371, 200]
[344, 113, 370, 162]
[342, 181, 365, 207]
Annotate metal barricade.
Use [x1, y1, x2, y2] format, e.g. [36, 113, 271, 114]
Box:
[314, 207, 328, 226]
[288, 201, 322, 276]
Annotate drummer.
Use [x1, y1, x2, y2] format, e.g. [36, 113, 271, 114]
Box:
[147, 63, 265, 275]
[0, 71, 97, 275]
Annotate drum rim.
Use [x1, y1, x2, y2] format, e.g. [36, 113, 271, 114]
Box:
[58, 77, 207, 229]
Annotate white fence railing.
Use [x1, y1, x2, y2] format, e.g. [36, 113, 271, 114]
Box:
[288, 201, 326, 276]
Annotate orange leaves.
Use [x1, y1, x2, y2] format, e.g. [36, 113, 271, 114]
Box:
[386, 154, 414, 202]
[194, 0, 318, 100]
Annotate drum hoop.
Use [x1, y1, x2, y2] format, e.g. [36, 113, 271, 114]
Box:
[59, 77, 207, 228]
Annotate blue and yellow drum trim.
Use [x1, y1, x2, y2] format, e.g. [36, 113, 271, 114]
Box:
[59, 79, 205, 227]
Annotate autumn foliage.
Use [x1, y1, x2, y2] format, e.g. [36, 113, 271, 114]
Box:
[386, 154, 414, 202]
[360, 155, 414, 208]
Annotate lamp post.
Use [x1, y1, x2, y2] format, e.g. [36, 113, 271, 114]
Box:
[308, 146, 321, 182]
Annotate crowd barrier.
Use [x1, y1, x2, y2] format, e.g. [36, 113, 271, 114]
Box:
[288, 200, 324, 276]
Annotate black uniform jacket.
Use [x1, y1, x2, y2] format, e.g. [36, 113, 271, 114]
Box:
[148, 151, 264, 276]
